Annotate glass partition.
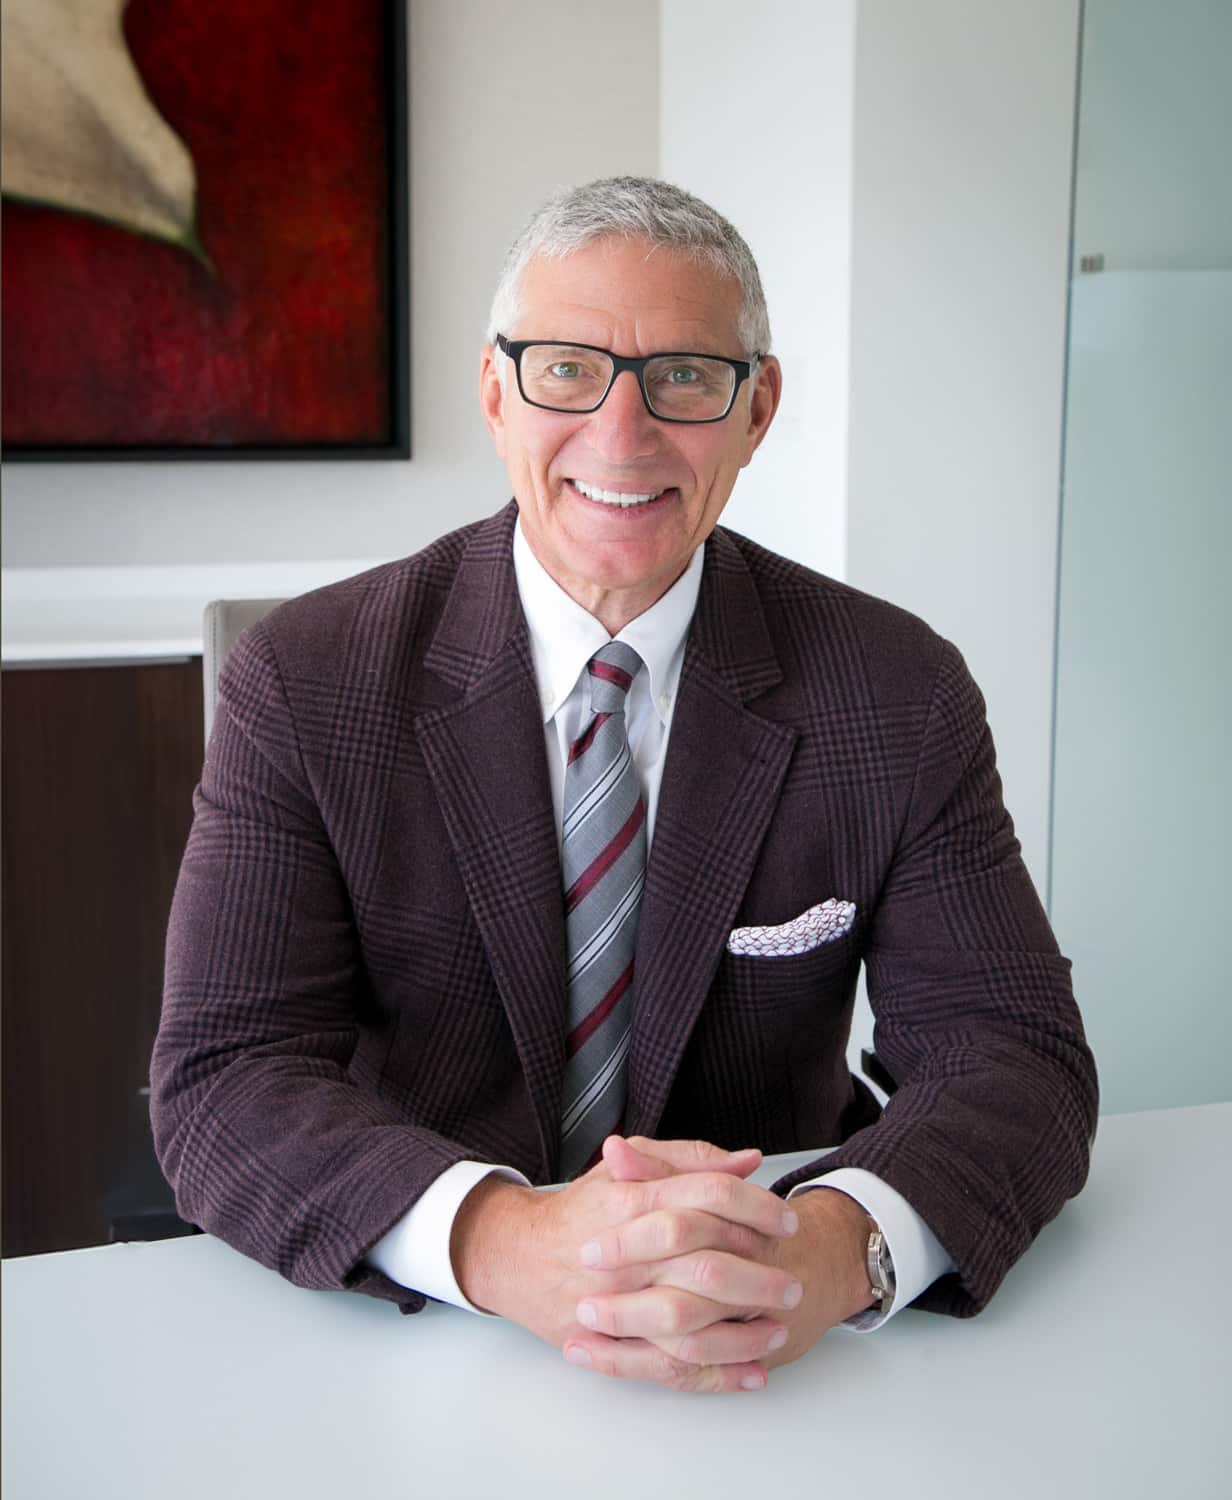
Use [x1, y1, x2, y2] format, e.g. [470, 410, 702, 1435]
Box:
[1050, 0, 1231, 1111]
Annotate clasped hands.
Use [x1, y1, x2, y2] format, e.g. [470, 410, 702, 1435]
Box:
[449, 1134, 873, 1394]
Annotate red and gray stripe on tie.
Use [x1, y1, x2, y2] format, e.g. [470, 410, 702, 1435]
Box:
[558, 640, 647, 1180]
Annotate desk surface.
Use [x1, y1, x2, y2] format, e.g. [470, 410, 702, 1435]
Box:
[4, 1104, 1229, 1499]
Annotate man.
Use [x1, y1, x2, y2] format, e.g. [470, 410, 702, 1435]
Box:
[153, 177, 1097, 1395]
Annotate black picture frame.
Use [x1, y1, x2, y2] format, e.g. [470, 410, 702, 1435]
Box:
[1, 0, 410, 463]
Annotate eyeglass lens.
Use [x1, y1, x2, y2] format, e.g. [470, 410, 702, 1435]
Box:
[518, 344, 737, 420]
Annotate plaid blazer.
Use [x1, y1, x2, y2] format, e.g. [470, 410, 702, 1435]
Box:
[153, 501, 1097, 1317]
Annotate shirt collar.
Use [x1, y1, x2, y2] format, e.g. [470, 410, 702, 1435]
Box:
[512, 516, 704, 727]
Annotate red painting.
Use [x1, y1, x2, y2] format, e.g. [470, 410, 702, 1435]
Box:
[1, 0, 407, 457]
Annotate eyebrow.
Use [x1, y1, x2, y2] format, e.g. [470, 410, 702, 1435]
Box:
[518, 338, 742, 360]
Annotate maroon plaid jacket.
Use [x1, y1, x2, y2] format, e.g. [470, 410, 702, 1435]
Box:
[153, 502, 1097, 1316]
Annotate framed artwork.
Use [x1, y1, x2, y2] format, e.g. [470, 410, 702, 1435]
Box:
[1, 0, 409, 459]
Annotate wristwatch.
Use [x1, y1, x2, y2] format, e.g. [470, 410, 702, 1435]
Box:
[866, 1219, 896, 1307]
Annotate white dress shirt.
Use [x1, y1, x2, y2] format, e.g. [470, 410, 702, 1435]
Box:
[369, 519, 955, 1327]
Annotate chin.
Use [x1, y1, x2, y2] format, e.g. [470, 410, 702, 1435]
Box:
[579, 558, 680, 607]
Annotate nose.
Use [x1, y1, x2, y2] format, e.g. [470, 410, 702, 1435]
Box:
[583, 369, 661, 463]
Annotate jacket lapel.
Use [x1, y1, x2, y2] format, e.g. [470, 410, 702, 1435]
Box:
[414, 510, 798, 1164]
[625, 529, 798, 1139]
[414, 504, 567, 1180]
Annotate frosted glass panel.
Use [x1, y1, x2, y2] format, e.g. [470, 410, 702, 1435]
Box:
[1051, 270, 1232, 1111]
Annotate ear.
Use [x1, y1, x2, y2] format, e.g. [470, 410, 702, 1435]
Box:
[478, 344, 507, 458]
[739, 354, 783, 468]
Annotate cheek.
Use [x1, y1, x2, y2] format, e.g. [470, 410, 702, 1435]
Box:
[516, 419, 582, 483]
[687, 440, 744, 503]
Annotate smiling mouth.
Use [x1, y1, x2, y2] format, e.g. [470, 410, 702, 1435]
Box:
[569, 478, 675, 509]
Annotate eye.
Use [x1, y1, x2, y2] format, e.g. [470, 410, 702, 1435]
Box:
[547, 361, 581, 379]
[663, 364, 700, 385]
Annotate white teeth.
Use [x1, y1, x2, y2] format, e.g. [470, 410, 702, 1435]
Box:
[572, 479, 665, 507]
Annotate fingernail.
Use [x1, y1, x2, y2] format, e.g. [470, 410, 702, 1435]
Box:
[564, 1345, 592, 1368]
[741, 1373, 766, 1390]
[579, 1240, 602, 1267]
[783, 1282, 803, 1309]
[768, 1328, 789, 1351]
[781, 1209, 799, 1235]
[576, 1302, 598, 1329]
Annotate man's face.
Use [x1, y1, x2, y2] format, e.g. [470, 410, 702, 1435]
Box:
[479, 235, 780, 627]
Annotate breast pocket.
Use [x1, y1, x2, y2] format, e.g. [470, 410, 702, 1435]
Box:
[668, 929, 864, 1155]
[715, 929, 860, 1014]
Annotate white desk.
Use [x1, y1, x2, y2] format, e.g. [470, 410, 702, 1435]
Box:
[4, 1105, 1229, 1499]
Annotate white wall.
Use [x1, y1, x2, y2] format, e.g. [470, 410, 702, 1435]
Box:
[4, 0, 1080, 902]
[845, 0, 1081, 891]
[0, 1, 660, 568]
[659, 0, 855, 580]
[660, 0, 1080, 894]
[3, 0, 1095, 1092]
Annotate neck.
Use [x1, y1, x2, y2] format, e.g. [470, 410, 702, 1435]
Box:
[523, 542, 685, 635]
[578, 589, 663, 637]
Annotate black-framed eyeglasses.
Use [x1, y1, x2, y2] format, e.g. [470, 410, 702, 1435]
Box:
[495, 335, 760, 424]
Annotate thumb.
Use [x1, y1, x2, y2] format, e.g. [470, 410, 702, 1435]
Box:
[602, 1134, 763, 1183]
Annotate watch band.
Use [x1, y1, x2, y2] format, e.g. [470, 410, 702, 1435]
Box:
[866, 1219, 896, 1306]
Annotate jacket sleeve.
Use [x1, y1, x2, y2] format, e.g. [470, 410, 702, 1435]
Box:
[151, 621, 470, 1312]
[773, 639, 1099, 1316]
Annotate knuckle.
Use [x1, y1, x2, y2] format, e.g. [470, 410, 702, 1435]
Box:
[658, 1211, 688, 1256]
[613, 1181, 645, 1219]
[662, 1290, 693, 1336]
[651, 1349, 685, 1387]
[735, 1224, 765, 1260]
[690, 1251, 724, 1294]
[673, 1332, 703, 1366]
[728, 1224, 764, 1258]
[700, 1173, 735, 1210]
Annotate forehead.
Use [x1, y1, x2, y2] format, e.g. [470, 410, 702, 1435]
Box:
[512, 236, 744, 355]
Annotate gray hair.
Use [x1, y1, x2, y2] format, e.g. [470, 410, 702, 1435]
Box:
[486, 176, 771, 356]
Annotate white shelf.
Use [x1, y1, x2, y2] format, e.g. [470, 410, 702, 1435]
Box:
[1, 558, 388, 665]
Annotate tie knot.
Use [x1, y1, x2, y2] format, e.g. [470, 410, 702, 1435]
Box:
[587, 641, 642, 714]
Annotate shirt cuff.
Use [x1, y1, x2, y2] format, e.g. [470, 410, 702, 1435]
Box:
[367, 1160, 532, 1315]
[788, 1167, 956, 1332]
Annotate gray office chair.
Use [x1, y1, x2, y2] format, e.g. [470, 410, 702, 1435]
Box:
[202, 598, 285, 744]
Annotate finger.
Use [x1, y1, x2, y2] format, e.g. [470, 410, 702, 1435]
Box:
[563, 1334, 769, 1394]
[581, 1206, 771, 1270]
[605, 1135, 763, 1183]
[599, 1136, 680, 1183]
[641, 1171, 799, 1240]
[653, 1248, 803, 1313]
[580, 1253, 800, 1335]
[650, 1317, 790, 1369]
[578, 1285, 791, 1357]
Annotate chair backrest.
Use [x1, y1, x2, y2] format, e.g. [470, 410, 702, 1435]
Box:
[202, 599, 285, 745]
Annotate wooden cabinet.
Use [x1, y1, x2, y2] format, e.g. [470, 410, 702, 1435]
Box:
[2, 659, 204, 1256]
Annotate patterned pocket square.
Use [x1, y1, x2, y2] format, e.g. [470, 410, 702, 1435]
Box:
[726, 899, 857, 958]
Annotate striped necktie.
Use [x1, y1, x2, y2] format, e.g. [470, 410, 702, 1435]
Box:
[558, 641, 647, 1180]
